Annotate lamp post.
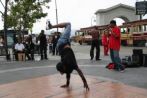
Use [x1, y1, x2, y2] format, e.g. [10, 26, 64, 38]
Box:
[55, 0, 59, 32]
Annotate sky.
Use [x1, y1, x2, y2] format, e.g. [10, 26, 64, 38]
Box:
[0, 0, 147, 35]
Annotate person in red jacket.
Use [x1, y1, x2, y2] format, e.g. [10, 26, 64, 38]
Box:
[102, 30, 109, 56]
[108, 20, 125, 72]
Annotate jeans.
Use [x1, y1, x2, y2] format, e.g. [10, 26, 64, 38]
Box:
[40, 46, 47, 60]
[56, 23, 71, 49]
[103, 45, 108, 55]
[110, 49, 124, 70]
[90, 39, 100, 60]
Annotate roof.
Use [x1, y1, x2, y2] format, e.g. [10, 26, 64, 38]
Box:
[80, 25, 109, 32]
[95, 3, 135, 14]
[122, 19, 147, 27]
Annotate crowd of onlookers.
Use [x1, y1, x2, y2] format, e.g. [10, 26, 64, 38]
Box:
[14, 30, 61, 61]
[0, 30, 61, 61]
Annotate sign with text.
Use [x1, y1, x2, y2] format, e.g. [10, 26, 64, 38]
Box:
[136, 1, 147, 15]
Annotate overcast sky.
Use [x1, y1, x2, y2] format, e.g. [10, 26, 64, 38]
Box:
[0, 0, 147, 34]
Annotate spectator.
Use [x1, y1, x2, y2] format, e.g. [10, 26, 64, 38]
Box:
[89, 28, 101, 60]
[102, 30, 109, 56]
[38, 30, 48, 60]
[0, 36, 4, 47]
[48, 36, 53, 54]
[52, 32, 59, 55]
[14, 39, 25, 61]
[24, 35, 35, 60]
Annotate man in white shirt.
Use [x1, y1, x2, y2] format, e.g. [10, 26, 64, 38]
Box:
[15, 43, 25, 52]
[14, 40, 25, 60]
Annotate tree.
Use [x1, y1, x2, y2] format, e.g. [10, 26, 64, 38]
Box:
[6, 0, 50, 32]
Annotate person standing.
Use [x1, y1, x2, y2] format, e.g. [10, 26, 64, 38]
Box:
[0, 36, 4, 56]
[0, 36, 4, 47]
[109, 20, 125, 72]
[38, 30, 48, 60]
[48, 36, 53, 54]
[90, 28, 101, 60]
[102, 30, 109, 56]
[52, 33, 60, 55]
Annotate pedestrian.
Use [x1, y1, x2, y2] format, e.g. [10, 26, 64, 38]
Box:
[38, 30, 48, 60]
[108, 20, 125, 72]
[23, 38, 31, 60]
[48, 36, 53, 54]
[102, 30, 109, 56]
[52, 32, 59, 55]
[89, 28, 101, 60]
[49, 22, 89, 90]
[0, 36, 4, 47]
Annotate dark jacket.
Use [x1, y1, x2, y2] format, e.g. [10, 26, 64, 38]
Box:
[39, 33, 47, 47]
[61, 47, 78, 74]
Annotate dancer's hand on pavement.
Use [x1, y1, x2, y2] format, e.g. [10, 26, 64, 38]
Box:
[84, 82, 90, 91]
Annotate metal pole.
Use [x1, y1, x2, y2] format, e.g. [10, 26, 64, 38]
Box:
[55, 0, 58, 32]
[139, 14, 142, 32]
[91, 17, 93, 26]
[4, 0, 10, 60]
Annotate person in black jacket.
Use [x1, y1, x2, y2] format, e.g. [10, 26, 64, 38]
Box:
[56, 43, 89, 90]
[38, 30, 48, 60]
[49, 22, 89, 90]
[26, 35, 35, 60]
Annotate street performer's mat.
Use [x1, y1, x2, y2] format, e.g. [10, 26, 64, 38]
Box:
[0, 74, 147, 98]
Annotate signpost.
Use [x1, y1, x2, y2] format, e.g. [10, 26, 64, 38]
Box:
[136, 1, 147, 15]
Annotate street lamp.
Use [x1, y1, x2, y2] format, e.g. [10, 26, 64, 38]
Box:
[55, 0, 59, 32]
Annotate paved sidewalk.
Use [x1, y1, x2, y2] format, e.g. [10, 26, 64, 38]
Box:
[0, 74, 147, 98]
[0, 45, 147, 98]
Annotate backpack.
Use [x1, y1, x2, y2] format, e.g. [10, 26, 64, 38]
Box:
[106, 63, 115, 69]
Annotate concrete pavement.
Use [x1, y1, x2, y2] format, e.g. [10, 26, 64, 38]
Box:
[0, 74, 147, 98]
[0, 43, 147, 97]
